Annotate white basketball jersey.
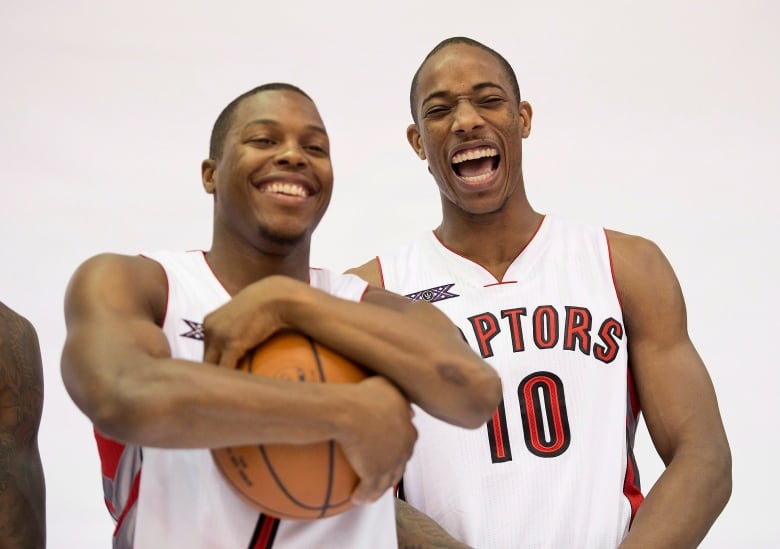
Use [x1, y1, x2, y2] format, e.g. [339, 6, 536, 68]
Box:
[97, 250, 397, 549]
[378, 215, 643, 549]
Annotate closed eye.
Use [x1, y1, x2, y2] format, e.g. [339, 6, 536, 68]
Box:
[424, 105, 451, 118]
[479, 96, 505, 106]
[305, 144, 329, 156]
[249, 137, 275, 146]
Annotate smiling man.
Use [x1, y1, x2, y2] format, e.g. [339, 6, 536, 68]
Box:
[60, 83, 501, 549]
[349, 37, 732, 548]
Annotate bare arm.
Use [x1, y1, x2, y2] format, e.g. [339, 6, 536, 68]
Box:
[61, 254, 416, 502]
[609, 232, 732, 549]
[0, 303, 46, 549]
[395, 499, 472, 549]
[203, 266, 502, 429]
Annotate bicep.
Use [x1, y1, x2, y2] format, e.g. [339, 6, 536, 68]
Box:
[613, 235, 727, 462]
[61, 254, 172, 415]
[345, 259, 383, 287]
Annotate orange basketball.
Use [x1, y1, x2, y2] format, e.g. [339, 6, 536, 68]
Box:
[211, 331, 367, 520]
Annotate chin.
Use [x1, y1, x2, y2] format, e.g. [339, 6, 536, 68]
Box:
[257, 225, 307, 248]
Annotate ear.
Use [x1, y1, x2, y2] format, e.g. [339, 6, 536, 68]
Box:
[519, 101, 533, 139]
[201, 158, 217, 194]
[406, 123, 426, 160]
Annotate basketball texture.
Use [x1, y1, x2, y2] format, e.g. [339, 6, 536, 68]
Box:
[211, 331, 367, 520]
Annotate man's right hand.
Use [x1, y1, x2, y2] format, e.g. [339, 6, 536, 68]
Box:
[336, 376, 417, 504]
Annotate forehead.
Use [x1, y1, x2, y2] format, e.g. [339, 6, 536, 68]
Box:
[416, 44, 511, 101]
[231, 90, 325, 133]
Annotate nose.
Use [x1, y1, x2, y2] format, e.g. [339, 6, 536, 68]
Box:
[275, 140, 307, 169]
[452, 100, 484, 134]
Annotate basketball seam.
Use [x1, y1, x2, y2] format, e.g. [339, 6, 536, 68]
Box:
[308, 337, 336, 518]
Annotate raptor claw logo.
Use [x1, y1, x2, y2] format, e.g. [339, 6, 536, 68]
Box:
[180, 319, 205, 341]
[405, 283, 459, 303]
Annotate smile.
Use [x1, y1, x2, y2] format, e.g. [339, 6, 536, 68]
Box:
[451, 146, 499, 183]
[259, 182, 310, 198]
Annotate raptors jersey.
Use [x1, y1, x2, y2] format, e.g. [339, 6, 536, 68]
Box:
[378, 215, 643, 549]
[96, 250, 397, 549]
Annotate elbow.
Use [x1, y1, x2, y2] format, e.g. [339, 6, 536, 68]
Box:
[711, 442, 733, 511]
[439, 361, 502, 429]
[68, 374, 158, 445]
[84, 385, 142, 443]
[465, 369, 503, 428]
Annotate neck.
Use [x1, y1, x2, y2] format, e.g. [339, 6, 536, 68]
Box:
[435, 193, 543, 281]
[205, 232, 311, 296]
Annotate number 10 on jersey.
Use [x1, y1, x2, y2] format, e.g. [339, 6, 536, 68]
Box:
[487, 371, 571, 462]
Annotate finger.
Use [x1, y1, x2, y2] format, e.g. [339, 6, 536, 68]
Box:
[219, 347, 242, 370]
[351, 476, 381, 505]
[203, 344, 220, 365]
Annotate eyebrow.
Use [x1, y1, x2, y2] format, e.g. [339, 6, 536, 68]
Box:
[421, 82, 507, 107]
[243, 118, 328, 136]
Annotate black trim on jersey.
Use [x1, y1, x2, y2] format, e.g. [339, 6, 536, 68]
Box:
[396, 478, 406, 501]
[248, 514, 280, 549]
[532, 305, 559, 349]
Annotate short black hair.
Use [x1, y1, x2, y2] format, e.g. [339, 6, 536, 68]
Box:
[209, 83, 312, 159]
[409, 37, 521, 124]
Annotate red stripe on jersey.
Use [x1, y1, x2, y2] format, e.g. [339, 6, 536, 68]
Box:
[113, 469, 141, 537]
[375, 256, 387, 289]
[95, 429, 125, 480]
[623, 452, 644, 523]
[249, 514, 280, 549]
[623, 367, 644, 521]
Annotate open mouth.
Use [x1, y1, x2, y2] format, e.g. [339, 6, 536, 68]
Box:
[451, 147, 499, 183]
[259, 182, 310, 198]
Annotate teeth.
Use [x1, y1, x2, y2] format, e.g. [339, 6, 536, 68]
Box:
[452, 147, 498, 164]
[461, 170, 496, 183]
[262, 182, 308, 197]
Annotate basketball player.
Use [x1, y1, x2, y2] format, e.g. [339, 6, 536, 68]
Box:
[60, 83, 501, 548]
[348, 37, 732, 548]
[0, 301, 46, 549]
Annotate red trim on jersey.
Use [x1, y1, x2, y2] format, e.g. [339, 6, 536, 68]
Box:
[623, 449, 644, 523]
[199, 250, 233, 296]
[113, 468, 141, 537]
[602, 229, 623, 310]
[374, 256, 387, 289]
[483, 280, 518, 287]
[139, 252, 172, 326]
[95, 429, 124, 480]
[95, 430, 125, 515]
[431, 215, 547, 284]
[249, 515, 280, 549]
[623, 367, 644, 522]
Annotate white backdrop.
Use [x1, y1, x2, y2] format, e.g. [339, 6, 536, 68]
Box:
[1, 1, 777, 547]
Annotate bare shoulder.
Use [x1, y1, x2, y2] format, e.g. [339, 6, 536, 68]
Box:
[345, 258, 382, 287]
[605, 228, 689, 345]
[0, 302, 38, 346]
[70, 252, 165, 284]
[66, 252, 168, 323]
[0, 302, 42, 378]
[605, 229, 680, 303]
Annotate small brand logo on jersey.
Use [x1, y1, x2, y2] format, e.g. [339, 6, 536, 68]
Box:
[405, 283, 459, 303]
[180, 319, 205, 340]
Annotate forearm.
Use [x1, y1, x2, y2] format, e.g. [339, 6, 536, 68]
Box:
[66, 345, 359, 449]
[396, 498, 472, 549]
[620, 450, 731, 549]
[0, 446, 46, 549]
[277, 281, 500, 428]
